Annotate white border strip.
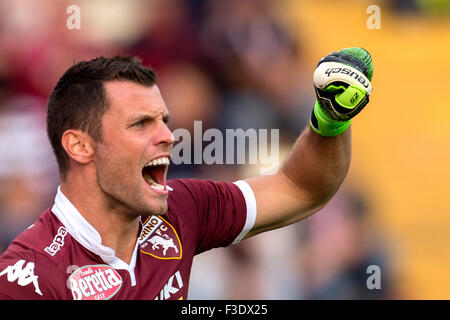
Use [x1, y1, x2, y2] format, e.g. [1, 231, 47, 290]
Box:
[232, 180, 257, 245]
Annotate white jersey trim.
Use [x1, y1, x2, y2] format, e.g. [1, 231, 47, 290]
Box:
[51, 186, 138, 286]
[232, 180, 257, 245]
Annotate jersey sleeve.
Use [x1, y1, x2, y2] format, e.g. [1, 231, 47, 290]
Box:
[167, 179, 257, 254]
[0, 250, 67, 300]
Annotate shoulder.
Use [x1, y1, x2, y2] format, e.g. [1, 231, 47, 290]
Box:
[166, 178, 247, 223]
[5, 209, 67, 255]
[165, 178, 255, 251]
[0, 247, 67, 299]
[0, 209, 68, 299]
[167, 178, 246, 205]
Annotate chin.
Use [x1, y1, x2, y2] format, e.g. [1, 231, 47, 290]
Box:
[147, 201, 168, 216]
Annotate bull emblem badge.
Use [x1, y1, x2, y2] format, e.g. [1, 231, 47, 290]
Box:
[148, 234, 179, 256]
[140, 215, 182, 260]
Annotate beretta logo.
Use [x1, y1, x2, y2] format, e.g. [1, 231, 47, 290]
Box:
[139, 215, 182, 260]
[69, 265, 122, 300]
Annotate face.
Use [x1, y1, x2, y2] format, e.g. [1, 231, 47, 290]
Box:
[94, 81, 174, 216]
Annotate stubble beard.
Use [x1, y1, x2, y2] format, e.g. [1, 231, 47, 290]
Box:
[96, 167, 168, 218]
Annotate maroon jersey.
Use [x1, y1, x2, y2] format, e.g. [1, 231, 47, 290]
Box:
[0, 179, 256, 300]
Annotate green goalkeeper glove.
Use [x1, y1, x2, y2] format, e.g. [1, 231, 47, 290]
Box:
[310, 47, 374, 137]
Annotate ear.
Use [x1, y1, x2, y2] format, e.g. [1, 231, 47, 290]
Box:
[61, 130, 95, 165]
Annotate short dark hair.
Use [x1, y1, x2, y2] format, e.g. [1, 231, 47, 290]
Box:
[46, 55, 157, 179]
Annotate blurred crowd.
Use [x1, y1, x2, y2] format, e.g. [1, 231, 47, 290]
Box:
[0, 0, 410, 299]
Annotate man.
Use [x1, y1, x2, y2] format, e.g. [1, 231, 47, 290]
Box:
[0, 47, 373, 300]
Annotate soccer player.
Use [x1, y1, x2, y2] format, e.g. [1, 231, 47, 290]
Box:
[0, 48, 373, 300]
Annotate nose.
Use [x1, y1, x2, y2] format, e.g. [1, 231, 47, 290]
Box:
[155, 120, 174, 146]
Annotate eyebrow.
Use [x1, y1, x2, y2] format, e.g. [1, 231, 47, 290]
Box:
[162, 113, 170, 124]
[127, 112, 170, 126]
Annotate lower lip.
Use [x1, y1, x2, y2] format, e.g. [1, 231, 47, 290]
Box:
[143, 178, 169, 197]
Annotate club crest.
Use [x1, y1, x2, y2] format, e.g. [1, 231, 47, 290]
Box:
[139, 215, 182, 260]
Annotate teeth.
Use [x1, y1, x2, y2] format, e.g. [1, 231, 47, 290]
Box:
[143, 174, 166, 191]
[143, 157, 169, 192]
[150, 184, 164, 191]
[145, 157, 170, 167]
[143, 174, 155, 184]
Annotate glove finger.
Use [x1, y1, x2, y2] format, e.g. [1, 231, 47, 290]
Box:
[318, 49, 373, 81]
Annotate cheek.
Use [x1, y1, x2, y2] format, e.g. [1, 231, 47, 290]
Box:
[96, 143, 141, 187]
[95, 155, 145, 210]
[98, 135, 140, 165]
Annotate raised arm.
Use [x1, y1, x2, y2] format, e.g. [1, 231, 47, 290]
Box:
[243, 47, 374, 239]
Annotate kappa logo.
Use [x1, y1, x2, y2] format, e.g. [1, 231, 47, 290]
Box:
[139, 215, 182, 259]
[0, 260, 43, 296]
[44, 226, 68, 256]
[69, 265, 122, 300]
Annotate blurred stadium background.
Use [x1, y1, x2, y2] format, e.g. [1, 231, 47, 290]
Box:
[0, 0, 449, 299]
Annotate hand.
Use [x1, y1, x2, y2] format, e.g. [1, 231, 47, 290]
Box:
[310, 47, 374, 137]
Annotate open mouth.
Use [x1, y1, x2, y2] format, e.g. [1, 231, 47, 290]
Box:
[142, 156, 170, 192]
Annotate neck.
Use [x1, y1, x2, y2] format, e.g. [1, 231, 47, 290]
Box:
[60, 178, 140, 265]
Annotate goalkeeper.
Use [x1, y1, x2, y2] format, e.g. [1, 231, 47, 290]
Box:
[0, 47, 373, 300]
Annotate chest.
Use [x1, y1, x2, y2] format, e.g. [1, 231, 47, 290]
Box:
[64, 215, 194, 300]
[65, 249, 193, 300]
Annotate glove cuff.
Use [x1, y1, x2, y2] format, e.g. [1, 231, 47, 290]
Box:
[310, 100, 351, 137]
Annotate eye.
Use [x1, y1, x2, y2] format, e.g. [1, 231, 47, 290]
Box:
[133, 119, 149, 129]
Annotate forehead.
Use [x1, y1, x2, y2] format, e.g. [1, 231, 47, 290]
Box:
[104, 80, 168, 117]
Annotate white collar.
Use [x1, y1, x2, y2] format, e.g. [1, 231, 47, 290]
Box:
[51, 186, 138, 286]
